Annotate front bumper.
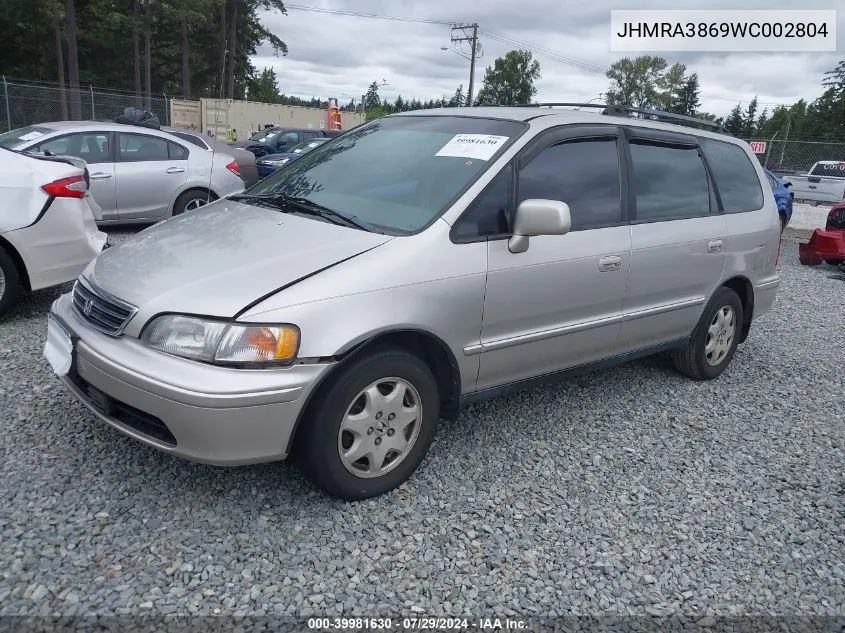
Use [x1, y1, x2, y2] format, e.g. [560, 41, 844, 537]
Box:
[50, 293, 333, 465]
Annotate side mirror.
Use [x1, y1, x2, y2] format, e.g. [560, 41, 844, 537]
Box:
[782, 179, 792, 188]
[508, 199, 572, 254]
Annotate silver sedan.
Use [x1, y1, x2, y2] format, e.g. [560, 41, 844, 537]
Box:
[0, 121, 245, 224]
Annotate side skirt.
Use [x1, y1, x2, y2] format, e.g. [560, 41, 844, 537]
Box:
[458, 338, 690, 409]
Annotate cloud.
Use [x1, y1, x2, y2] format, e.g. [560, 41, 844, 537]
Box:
[251, 0, 843, 116]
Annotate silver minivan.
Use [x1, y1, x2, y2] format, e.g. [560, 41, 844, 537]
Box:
[44, 106, 781, 500]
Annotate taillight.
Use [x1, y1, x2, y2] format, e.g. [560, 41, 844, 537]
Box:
[226, 160, 240, 176]
[42, 175, 87, 199]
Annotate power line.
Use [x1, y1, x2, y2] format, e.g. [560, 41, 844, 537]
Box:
[480, 28, 607, 75]
[284, 4, 453, 26]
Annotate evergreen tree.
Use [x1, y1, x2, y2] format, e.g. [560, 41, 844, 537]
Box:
[724, 104, 744, 134]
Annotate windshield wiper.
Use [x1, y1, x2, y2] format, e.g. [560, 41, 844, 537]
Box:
[230, 193, 382, 233]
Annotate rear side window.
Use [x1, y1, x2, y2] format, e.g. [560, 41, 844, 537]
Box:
[172, 131, 209, 149]
[766, 173, 779, 191]
[517, 139, 622, 230]
[168, 142, 189, 160]
[700, 139, 764, 213]
[810, 162, 845, 176]
[629, 142, 711, 221]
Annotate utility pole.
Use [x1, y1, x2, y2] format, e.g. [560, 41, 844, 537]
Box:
[450, 23, 479, 106]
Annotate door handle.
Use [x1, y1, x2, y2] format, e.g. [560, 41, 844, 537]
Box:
[708, 240, 724, 253]
[809, 185, 817, 189]
[89, 172, 112, 180]
[598, 256, 622, 272]
[165, 167, 185, 174]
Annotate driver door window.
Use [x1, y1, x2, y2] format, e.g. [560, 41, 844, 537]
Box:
[35, 133, 111, 164]
[278, 132, 299, 150]
[452, 166, 513, 241]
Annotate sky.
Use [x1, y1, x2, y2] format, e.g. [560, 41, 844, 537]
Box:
[251, 1, 844, 118]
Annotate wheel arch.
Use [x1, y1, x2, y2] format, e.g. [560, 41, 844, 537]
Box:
[170, 186, 219, 216]
[0, 235, 31, 292]
[720, 275, 755, 343]
[286, 328, 463, 456]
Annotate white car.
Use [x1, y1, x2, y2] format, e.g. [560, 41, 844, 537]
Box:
[0, 147, 107, 315]
[0, 122, 246, 224]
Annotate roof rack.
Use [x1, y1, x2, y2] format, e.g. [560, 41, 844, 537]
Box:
[513, 102, 729, 134]
[601, 104, 728, 133]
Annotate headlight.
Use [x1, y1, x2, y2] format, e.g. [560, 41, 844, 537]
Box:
[264, 158, 290, 167]
[141, 315, 300, 367]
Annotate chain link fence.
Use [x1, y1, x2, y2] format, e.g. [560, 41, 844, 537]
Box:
[0, 77, 170, 133]
[741, 137, 845, 175]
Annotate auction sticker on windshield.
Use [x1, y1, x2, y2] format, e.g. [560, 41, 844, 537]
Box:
[436, 134, 509, 160]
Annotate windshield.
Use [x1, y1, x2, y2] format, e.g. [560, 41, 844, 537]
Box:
[249, 129, 280, 143]
[290, 139, 328, 154]
[0, 125, 56, 149]
[246, 115, 525, 234]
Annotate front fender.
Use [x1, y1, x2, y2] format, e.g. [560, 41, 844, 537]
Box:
[239, 274, 487, 396]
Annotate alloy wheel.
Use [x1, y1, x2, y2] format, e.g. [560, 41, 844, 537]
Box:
[337, 377, 423, 479]
[705, 305, 736, 366]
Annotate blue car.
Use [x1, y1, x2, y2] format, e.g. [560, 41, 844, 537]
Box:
[255, 137, 331, 180]
[764, 168, 793, 230]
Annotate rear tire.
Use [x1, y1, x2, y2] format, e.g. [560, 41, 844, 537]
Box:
[670, 287, 744, 381]
[0, 247, 23, 317]
[295, 349, 440, 501]
[780, 214, 787, 232]
[172, 190, 217, 217]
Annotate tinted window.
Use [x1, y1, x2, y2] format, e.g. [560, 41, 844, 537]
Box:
[280, 132, 299, 146]
[249, 115, 525, 234]
[810, 162, 845, 176]
[453, 166, 512, 240]
[766, 173, 779, 191]
[699, 139, 764, 213]
[171, 131, 209, 149]
[517, 139, 621, 230]
[168, 141, 189, 160]
[630, 142, 710, 221]
[119, 134, 169, 162]
[35, 133, 110, 163]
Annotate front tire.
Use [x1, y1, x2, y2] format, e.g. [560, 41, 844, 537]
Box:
[172, 190, 216, 217]
[670, 287, 744, 381]
[0, 247, 23, 317]
[295, 349, 440, 501]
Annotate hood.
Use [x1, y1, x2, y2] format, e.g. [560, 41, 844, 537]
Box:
[87, 200, 392, 319]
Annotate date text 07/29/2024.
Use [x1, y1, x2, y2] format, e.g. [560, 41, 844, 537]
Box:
[306, 616, 527, 631]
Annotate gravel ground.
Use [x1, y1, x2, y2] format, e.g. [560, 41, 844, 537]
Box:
[1, 233, 843, 623]
[789, 202, 834, 232]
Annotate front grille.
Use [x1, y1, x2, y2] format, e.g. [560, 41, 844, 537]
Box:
[72, 278, 137, 336]
[68, 369, 177, 446]
[827, 207, 845, 231]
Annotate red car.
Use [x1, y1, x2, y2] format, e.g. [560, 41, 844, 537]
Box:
[798, 203, 845, 266]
